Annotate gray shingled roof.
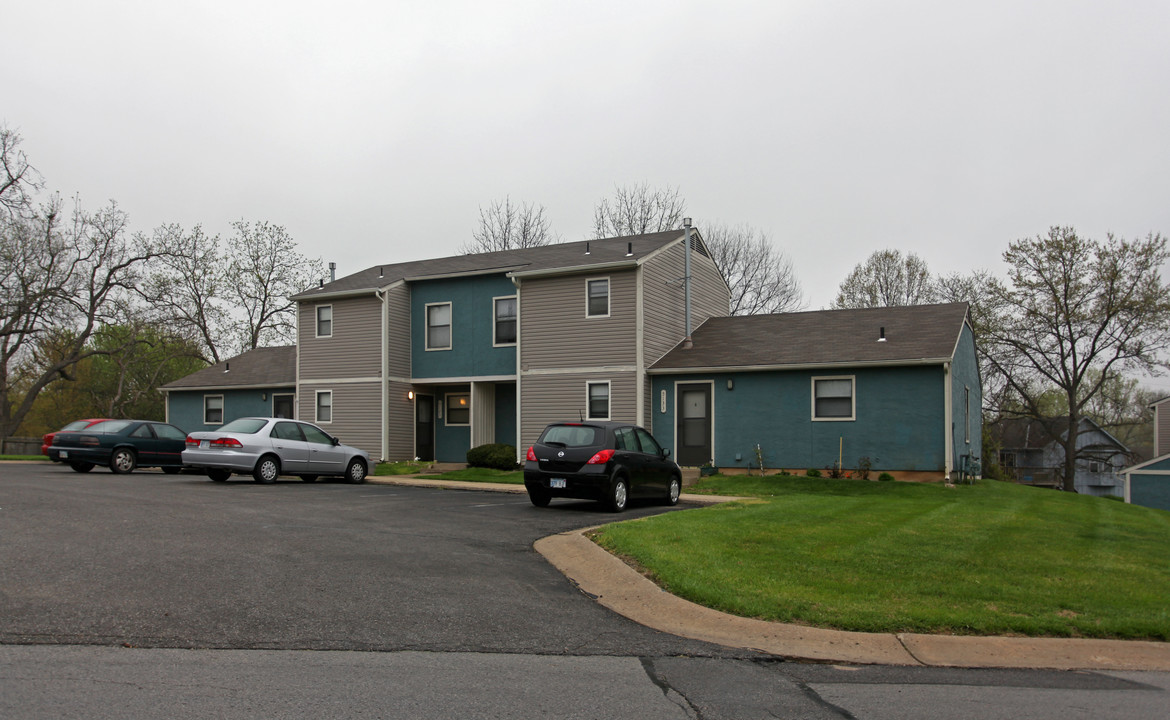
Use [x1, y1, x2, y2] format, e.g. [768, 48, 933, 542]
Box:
[160, 346, 296, 390]
[291, 230, 693, 300]
[649, 303, 971, 371]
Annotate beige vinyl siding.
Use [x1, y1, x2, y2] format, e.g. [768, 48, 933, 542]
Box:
[298, 381, 381, 457]
[520, 270, 637, 370]
[641, 240, 730, 366]
[520, 372, 637, 450]
[385, 380, 415, 460]
[299, 295, 382, 379]
[1157, 402, 1170, 456]
[384, 284, 411, 378]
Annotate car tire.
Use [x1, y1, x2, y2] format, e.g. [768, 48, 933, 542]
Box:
[527, 486, 551, 508]
[110, 448, 136, 474]
[605, 475, 629, 513]
[299, 475, 318, 483]
[69, 461, 94, 473]
[162, 466, 181, 475]
[208, 469, 231, 482]
[253, 455, 280, 484]
[345, 458, 367, 484]
[664, 475, 681, 506]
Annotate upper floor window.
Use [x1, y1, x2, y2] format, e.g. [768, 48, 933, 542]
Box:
[316, 305, 332, 338]
[587, 381, 610, 420]
[586, 278, 609, 318]
[426, 302, 452, 350]
[204, 395, 224, 425]
[494, 296, 517, 346]
[812, 376, 854, 421]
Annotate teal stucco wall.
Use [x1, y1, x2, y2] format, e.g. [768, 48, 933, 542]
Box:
[650, 366, 947, 473]
[166, 387, 296, 434]
[410, 274, 517, 379]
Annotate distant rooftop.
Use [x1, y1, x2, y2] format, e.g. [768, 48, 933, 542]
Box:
[160, 346, 296, 391]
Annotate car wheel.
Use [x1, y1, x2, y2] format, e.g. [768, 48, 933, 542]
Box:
[162, 466, 181, 475]
[69, 461, 94, 473]
[253, 455, 280, 484]
[345, 458, 367, 484]
[605, 475, 629, 513]
[207, 469, 231, 482]
[664, 475, 681, 506]
[299, 475, 318, 483]
[110, 448, 137, 474]
[527, 486, 551, 508]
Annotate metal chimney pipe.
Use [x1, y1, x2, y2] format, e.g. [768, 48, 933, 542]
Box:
[682, 218, 693, 349]
[329, 262, 336, 282]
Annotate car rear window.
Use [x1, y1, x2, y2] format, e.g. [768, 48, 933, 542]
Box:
[88, 420, 132, 433]
[61, 420, 89, 431]
[539, 424, 601, 448]
[217, 418, 269, 434]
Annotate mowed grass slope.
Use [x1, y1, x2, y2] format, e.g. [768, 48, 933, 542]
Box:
[593, 476, 1170, 639]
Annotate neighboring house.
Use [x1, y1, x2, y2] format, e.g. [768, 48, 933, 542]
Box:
[161, 346, 296, 434]
[647, 303, 981, 480]
[996, 416, 1128, 497]
[1119, 397, 1170, 511]
[287, 230, 730, 462]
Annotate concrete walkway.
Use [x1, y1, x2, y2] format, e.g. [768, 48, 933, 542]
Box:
[370, 473, 1170, 671]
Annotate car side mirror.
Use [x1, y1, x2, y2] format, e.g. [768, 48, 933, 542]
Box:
[332, 437, 341, 446]
[663, 448, 671, 458]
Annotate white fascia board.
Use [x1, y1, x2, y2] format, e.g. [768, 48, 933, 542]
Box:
[410, 374, 517, 384]
[646, 357, 953, 375]
[404, 266, 528, 282]
[291, 279, 404, 302]
[161, 382, 294, 392]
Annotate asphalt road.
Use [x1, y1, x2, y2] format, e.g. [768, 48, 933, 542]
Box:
[3, 462, 1168, 719]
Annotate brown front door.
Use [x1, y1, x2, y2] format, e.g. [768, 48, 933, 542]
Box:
[415, 395, 435, 461]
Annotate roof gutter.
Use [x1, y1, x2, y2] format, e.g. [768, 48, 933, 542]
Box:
[646, 356, 954, 375]
[508, 259, 639, 280]
[290, 279, 404, 302]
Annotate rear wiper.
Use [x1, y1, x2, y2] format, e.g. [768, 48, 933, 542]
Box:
[544, 441, 566, 448]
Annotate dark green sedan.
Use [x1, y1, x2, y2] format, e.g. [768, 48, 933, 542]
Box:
[48, 419, 188, 474]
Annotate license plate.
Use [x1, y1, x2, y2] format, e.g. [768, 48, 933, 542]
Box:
[550, 478, 566, 489]
[60, 450, 68, 458]
[201, 440, 209, 449]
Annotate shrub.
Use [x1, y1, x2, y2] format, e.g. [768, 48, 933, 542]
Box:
[878, 472, 895, 482]
[855, 456, 872, 480]
[466, 443, 519, 471]
[805, 468, 822, 478]
[825, 464, 846, 479]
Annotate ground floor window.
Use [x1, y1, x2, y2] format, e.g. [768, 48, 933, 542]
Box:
[587, 381, 610, 420]
[812, 376, 854, 420]
[204, 395, 223, 424]
[316, 391, 332, 423]
[446, 393, 470, 425]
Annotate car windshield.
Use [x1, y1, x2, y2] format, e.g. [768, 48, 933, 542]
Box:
[217, 418, 269, 434]
[539, 424, 601, 448]
[87, 420, 132, 433]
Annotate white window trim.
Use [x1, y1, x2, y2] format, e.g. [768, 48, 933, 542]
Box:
[964, 385, 971, 444]
[315, 390, 333, 424]
[444, 392, 470, 427]
[315, 304, 333, 339]
[204, 394, 224, 425]
[272, 393, 295, 419]
[586, 380, 611, 421]
[811, 375, 855, 422]
[425, 301, 453, 351]
[585, 277, 611, 319]
[492, 295, 517, 347]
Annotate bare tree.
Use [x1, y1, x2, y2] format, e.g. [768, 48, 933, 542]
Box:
[227, 220, 323, 352]
[462, 197, 559, 254]
[592, 183, 686, 238]
[832, 249, 935, 308]
[0, 196, 159, 437]
[140, 224, 233, 363]
[704, 222, 804, 315]
[0, 125, 43, 220]
[982, 227, 1170, 492]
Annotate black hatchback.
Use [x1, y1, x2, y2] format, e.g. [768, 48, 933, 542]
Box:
[524, 421, 682, 512]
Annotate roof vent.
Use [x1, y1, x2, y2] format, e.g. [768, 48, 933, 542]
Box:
[378, 266, 384, 278]
[319, 279, 324, 287]
[878, 327, 887, 342]
[224, 362, 230, 373]
[585, 242, 590, 255]
[626, 242, 633, 256]
[329, 262, 336, 282]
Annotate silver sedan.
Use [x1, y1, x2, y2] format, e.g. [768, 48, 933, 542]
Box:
[183, 417, 370, 484]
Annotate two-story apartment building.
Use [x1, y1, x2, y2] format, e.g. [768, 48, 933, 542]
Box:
[286, 229, 728, 462]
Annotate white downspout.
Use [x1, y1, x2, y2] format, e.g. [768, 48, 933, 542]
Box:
[377, 288, 389, 462]
[512, 275, 523, 463]
[943, 361, 953, 481]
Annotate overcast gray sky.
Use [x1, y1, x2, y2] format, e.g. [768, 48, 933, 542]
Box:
[5, 0, 1169, 312]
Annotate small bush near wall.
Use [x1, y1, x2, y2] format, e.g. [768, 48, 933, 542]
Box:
[467, 443, 519, 471]
[805, 468, 822, 478]
[878, 472, 895, 482]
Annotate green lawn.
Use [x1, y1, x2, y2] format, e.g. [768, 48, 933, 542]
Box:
[592, 475, 1170, 640]
[373, 461, 433, 476]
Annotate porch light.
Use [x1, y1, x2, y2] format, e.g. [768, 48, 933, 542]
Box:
[727, 379, 734, 390]
[408, 391, 415, 400]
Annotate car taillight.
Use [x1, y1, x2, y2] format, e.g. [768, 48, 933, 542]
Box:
[586, 448, 615, 465]
[185, 435, 199, 447]
[80, 435, 99, 446]
[210, 437, 243, 448]
[526, 446, 537, 462]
